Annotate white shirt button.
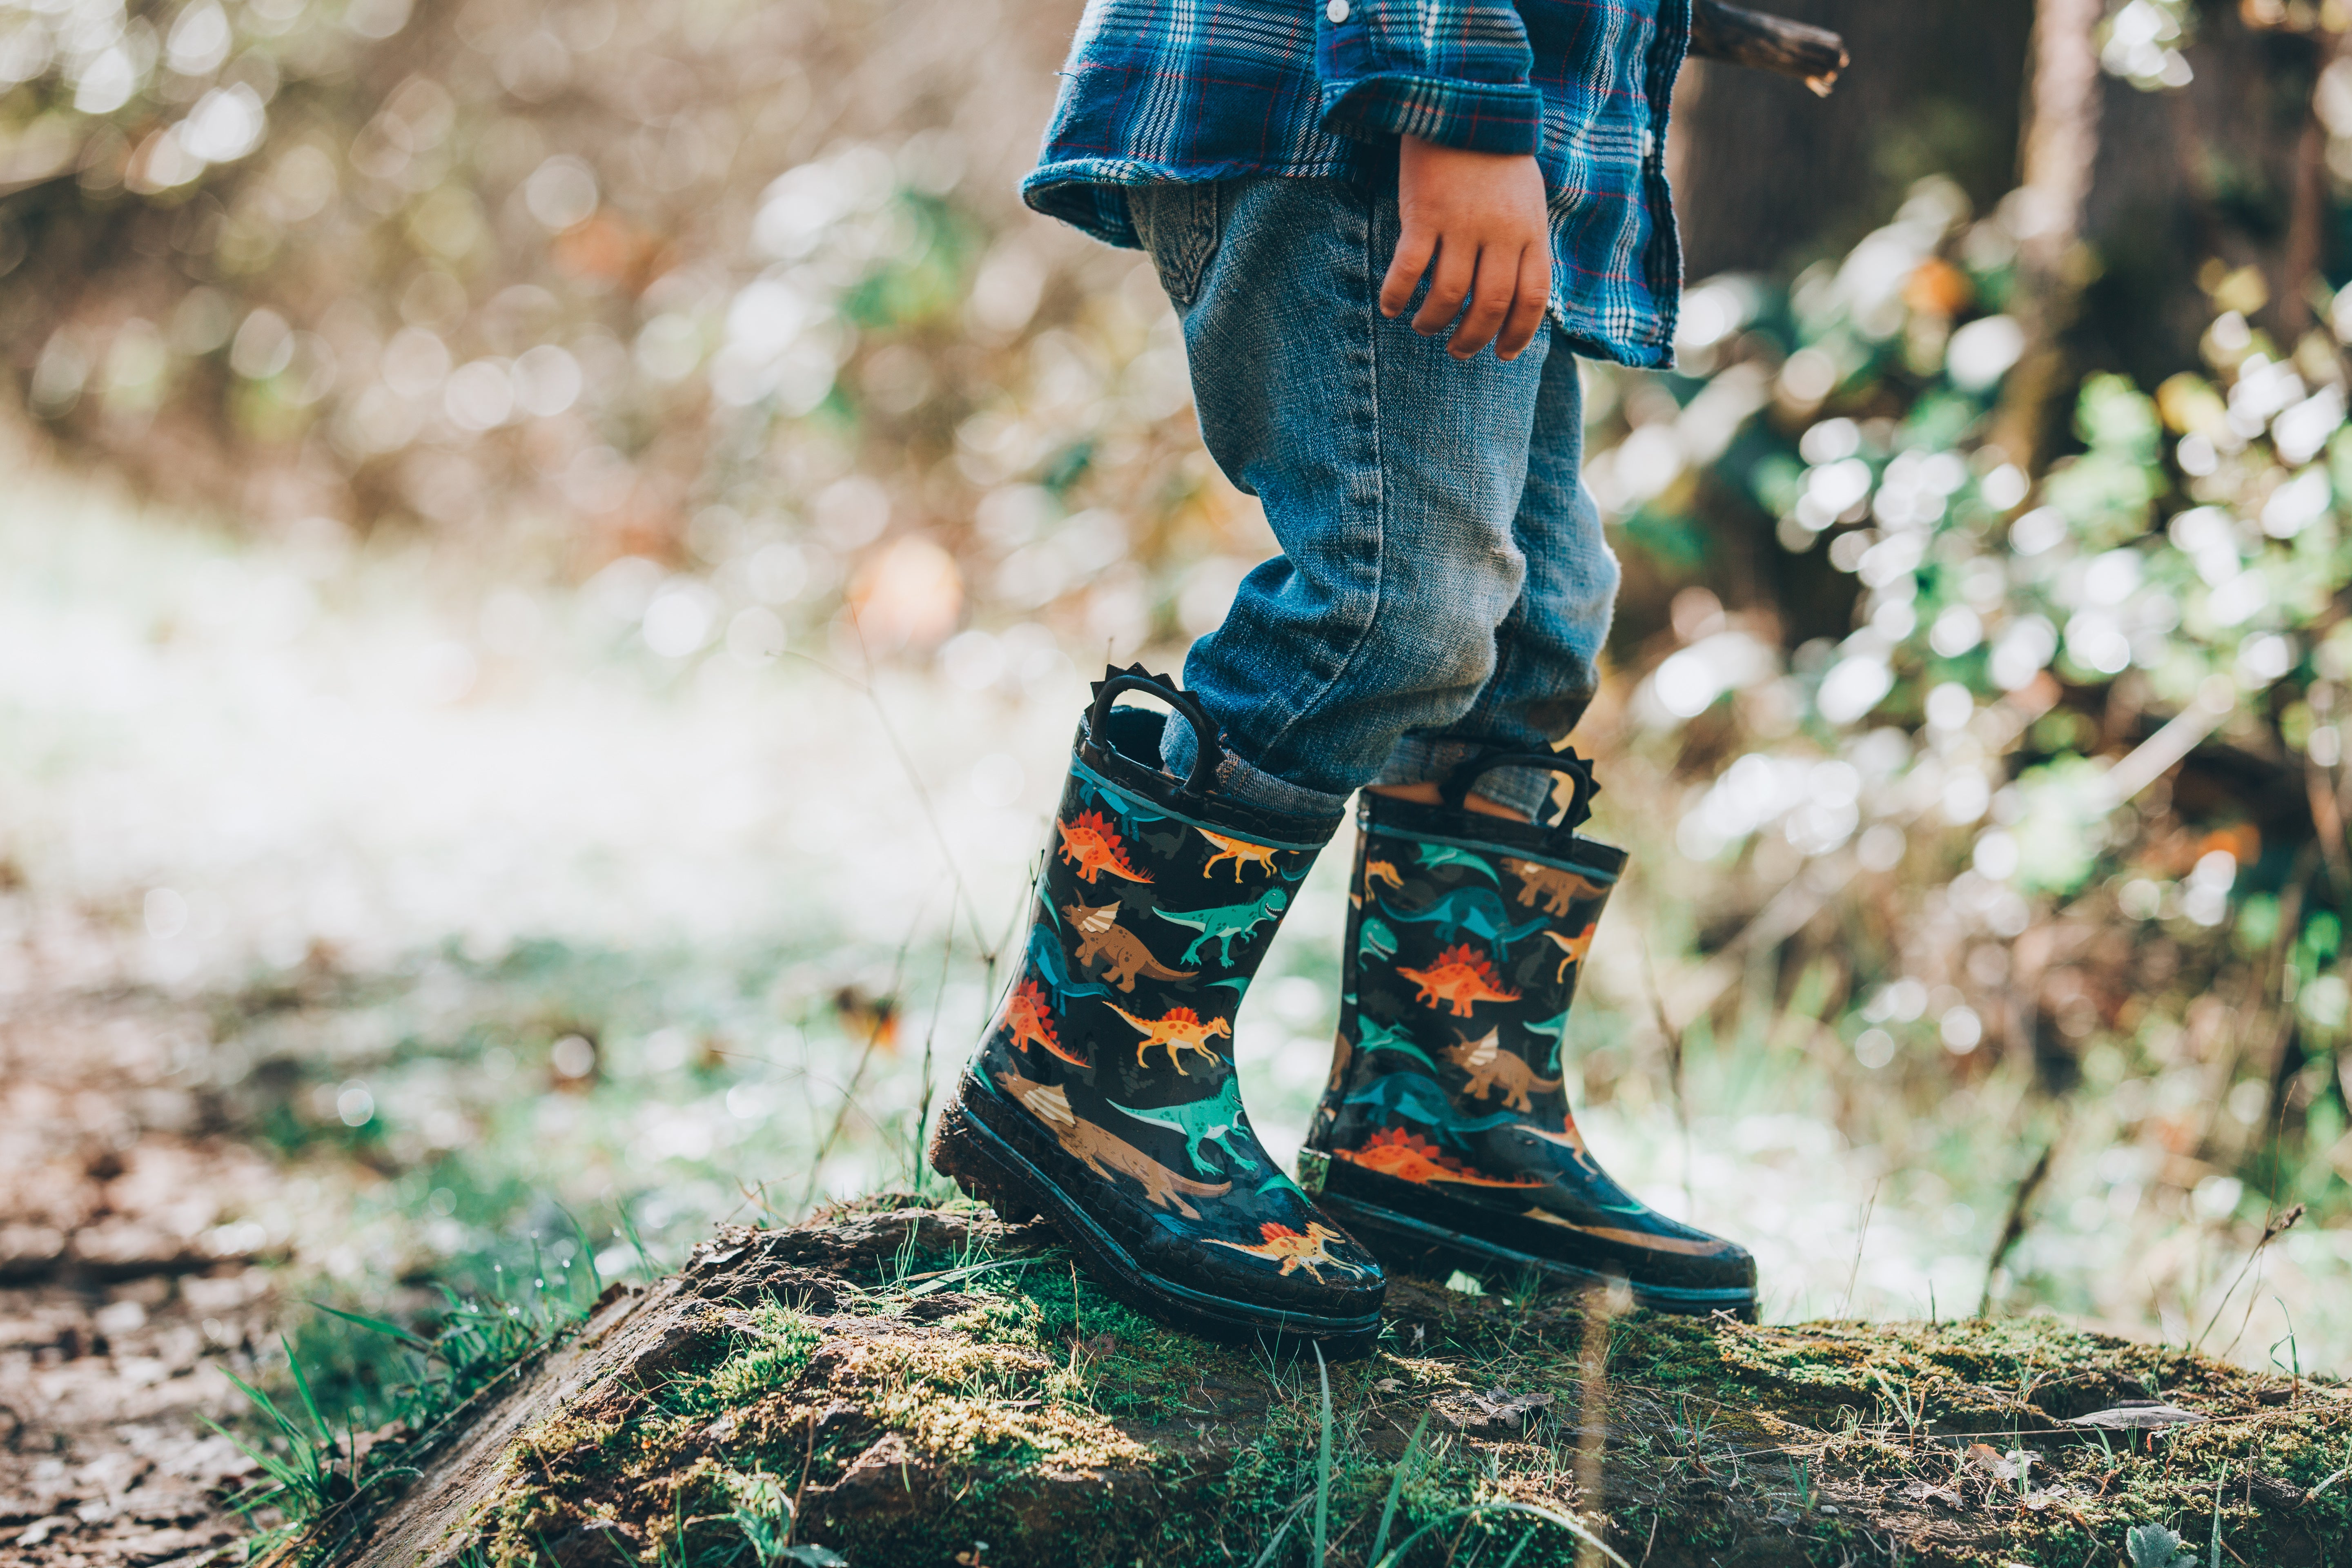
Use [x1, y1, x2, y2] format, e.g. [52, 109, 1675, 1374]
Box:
[1325, 0, 1350, 22]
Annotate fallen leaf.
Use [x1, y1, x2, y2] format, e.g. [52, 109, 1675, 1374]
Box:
[1965, 1442, 2017, 1481]
[2065, 1402, 2207, 1430]
[1432, 1385, 1557, 1434]
[1902, 1479, 1964, 1508]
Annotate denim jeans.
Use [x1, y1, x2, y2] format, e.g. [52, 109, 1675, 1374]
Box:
[1127, 176, 1620, 823]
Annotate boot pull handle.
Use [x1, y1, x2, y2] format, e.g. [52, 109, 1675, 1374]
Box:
[1437, 748, 1601, 832]
[1085, 665, 1221, 800]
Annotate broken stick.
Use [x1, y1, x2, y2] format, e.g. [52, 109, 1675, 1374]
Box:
[1689, 0, 1850, 96]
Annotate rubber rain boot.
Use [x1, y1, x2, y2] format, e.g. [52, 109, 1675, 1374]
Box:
[929, 667, 1386, 1354]
[1301, 749, 1757, 1317]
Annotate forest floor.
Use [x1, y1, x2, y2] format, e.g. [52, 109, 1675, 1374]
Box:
[9, 470, 2352, 1566]
[282, 1202, 2352, 1568]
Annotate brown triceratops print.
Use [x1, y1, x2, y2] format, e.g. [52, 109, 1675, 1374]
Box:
[993, 1066, 1233, 1218]
[1502, 859, 1610, 917]
[1062, 899, 1197, 991]
[1441, 1028, 1562, 1113]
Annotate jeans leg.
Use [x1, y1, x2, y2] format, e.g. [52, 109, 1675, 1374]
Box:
[1133, 177, 1552, 819]
[1372, 342, 1619, 819]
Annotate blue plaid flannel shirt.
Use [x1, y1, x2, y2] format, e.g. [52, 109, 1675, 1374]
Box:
[1022, 0, 1690, 368]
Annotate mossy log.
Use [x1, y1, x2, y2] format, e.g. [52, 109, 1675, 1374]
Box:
[307, 1203, 2352, 1568]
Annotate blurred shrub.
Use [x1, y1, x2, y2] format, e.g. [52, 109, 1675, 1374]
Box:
[1583, 174, 2352, 1212]
[0, 0, 1276, 675]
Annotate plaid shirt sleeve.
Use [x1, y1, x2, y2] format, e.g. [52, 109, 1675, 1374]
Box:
[1315, 0, 1544, 156]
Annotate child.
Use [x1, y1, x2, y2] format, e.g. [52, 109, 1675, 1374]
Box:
[929, 0, 1755, 1353]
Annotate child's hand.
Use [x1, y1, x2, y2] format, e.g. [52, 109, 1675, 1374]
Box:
[1380, 134, 1552, 362]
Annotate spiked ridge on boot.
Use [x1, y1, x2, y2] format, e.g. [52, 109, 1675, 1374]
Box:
[929, 668, 1386, 1356]
[1303, 751, 1758, 1318]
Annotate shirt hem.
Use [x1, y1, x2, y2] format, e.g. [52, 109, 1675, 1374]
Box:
[1024, 163, 1674, 372]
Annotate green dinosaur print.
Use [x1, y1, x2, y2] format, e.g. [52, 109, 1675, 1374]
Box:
[1356, 1015, 1440, 1072]
[1153, 886, 1289, 966]
[1343, 1073, 1521, 1138]
[1025, 924, 1112, 1007]
[1379, 888, 1551, 962]
[1111, 1077, 1261, 1177]
[1523, 1010, 1570, 1073]
[1415, 842, 1498, 884]
[1359, 915, 1399, 962]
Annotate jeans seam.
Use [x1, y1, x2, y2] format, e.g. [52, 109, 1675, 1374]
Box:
[1235, 183, 1387, 780]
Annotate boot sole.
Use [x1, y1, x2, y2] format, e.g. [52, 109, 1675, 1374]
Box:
[930, 1085, 1384, 1358]
[1316, 1192, 1759, 1321]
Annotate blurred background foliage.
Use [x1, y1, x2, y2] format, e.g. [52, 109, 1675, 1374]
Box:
[13, 0, 2352, 1384]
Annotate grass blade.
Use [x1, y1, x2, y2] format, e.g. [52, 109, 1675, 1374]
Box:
[1247, 1491, 1316, 1568]
[1374, 1501, 1628, 1568]
[1370, 1410, 1432, 1566]
[309, 1301, 432, 1352]
[1312, 1341, 1333, 1567]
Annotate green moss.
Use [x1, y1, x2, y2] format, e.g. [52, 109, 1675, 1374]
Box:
[435, 1212, 2352, 1568]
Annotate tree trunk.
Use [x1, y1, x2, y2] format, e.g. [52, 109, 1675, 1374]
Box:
[1670, 0, 2038, 280]
[1989, 0, 2107, 471]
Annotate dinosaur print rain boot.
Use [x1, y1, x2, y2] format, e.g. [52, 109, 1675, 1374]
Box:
[929, 667, 1386, 1354]
[1301, 750, 1758, 1318]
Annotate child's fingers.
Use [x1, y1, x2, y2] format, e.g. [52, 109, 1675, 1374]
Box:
[1379, 226, 1438, 318]
[1493, 246, 1550, 361]
[1448, 246, 1515, 359]
[1410, 242, 1477, 337]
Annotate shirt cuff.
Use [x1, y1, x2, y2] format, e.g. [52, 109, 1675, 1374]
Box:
[1318, 75, 1544, 156]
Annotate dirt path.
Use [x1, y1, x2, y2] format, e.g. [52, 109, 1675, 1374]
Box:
[1, 991, 284, 1567]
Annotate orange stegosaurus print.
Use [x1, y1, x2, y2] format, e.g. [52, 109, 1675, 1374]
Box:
[1056, 810, 1152, 885]
[1335, 1127, 1542, 1187]
[1206, 1220, 1368, 1282]
[1004, 978, 1085, 1067]
[1396, 942, 1521, 1016]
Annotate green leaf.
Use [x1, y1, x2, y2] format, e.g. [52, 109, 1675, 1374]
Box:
[2125, 1523, 2194, 1568]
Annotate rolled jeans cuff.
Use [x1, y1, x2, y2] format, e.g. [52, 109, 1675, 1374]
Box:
[1161, 715, 1355, 823]
[1373, 737, 1558, 820]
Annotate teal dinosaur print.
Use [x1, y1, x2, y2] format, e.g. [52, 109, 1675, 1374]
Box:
[1356, 1016, 1440, 1072]
[1415, 842, 1498, 884]
[1111, 1078, 1261, 1177]
[1379, 888, 1551, 962]
[1025, 923, 1112, 1007]
[1154, 886, 1289, 965]
[1345, 1073, 1521, 1139]
[1359, 915, 1399, 962]
[1076, 771, 1172, 831]
[1523, 1010, 1570, 1072]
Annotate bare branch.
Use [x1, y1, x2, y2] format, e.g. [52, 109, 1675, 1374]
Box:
[1688, 0, 1850, 95]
